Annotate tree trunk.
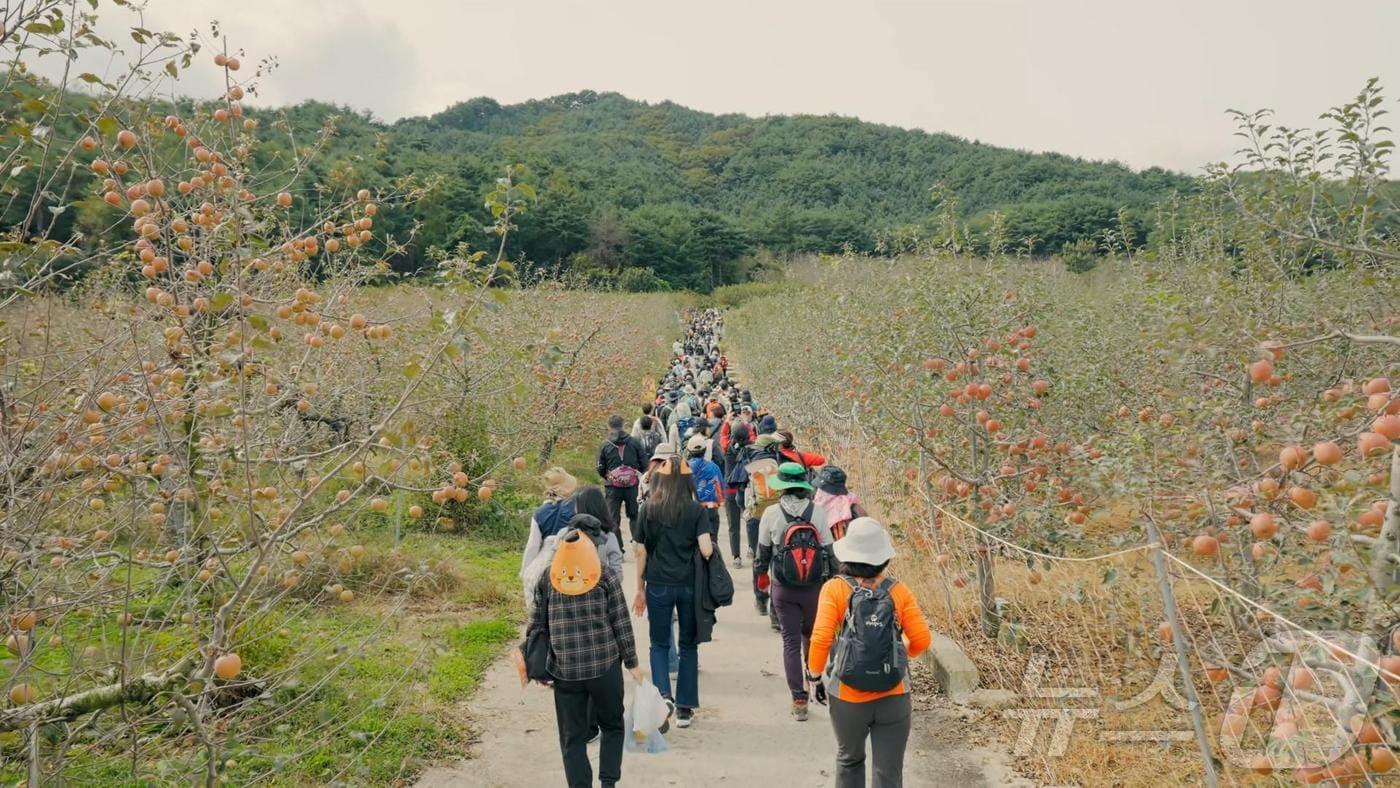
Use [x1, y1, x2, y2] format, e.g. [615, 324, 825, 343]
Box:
[0, 655, 197, 732]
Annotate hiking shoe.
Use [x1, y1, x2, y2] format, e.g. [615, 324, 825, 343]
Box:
[792, 700, 809, 722]
[677, 708, 694, 728]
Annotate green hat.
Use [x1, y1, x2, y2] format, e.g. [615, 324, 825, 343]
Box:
[769, 462, 813, 492]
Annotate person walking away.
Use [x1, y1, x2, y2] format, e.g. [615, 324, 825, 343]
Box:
[756, 462, 835, 721]
[520, 468, 579, 575]
[631, 457, 713, 729]
[635, 416, 665, 465]
[776, 429, 827, 472]
[568, 493, 624, 575]
[631, 403, 659, 441]
[526, 528, 644, 788]
[722, 421, 752, 567]
[686, 434, 725, 544]
[743, 432, 785, 616]
[656, 394, 675, 437]
[637, 443, 676, 507]
[668, 399, 692, 448]
[596, 415, 644, 534]
[808, 518, 932, 788]
[813, 466, 866, 541]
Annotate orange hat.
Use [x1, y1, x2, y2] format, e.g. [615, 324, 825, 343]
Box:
[550, 530, 601, 595]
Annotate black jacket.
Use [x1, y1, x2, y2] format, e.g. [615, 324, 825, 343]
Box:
[692, 550, 735, 645]
[596, 432, 645, 480]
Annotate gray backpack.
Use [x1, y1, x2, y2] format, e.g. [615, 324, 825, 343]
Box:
[831, 577, 907, 692]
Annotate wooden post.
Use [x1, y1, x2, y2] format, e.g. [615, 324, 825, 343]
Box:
[1146, 517, 1220, 788]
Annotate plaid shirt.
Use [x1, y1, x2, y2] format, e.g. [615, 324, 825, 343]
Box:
[528, 569, 638, 682]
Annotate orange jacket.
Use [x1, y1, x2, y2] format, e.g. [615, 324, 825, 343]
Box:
[807, 576, 933, 702]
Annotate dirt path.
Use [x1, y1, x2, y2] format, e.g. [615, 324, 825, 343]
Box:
[416, 545, 1025, 787]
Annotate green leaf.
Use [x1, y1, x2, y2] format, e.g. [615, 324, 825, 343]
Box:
[246, 314, 268, 331]
[165, 61, 178, 78]
[402, 360, 421, 379]
[210, 292, 232, 312]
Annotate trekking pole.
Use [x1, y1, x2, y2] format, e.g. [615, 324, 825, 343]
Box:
[1146, 516, 1219, 788]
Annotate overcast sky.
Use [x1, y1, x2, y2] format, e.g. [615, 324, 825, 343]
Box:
[67, 0, 1400, 173]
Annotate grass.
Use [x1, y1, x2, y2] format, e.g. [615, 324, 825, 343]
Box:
[0, 523, 529, 787]
[429, 619, 516, 702]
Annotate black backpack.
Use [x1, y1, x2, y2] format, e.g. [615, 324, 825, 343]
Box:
[831, 577, 907, 692]
[638, 430, 664, 462]
[773, 503, 824, 588]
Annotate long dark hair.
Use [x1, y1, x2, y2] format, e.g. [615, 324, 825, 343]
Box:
[572, 485, 617, 533]
[644, 460, 697, 528]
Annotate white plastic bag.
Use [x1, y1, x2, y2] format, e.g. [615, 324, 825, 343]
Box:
[624, 681, 669, 754]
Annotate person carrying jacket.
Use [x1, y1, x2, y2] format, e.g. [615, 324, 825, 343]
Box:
[520, 467, 580, 575]
[756, 462, 835, 722]
[631, 457, 715, 729]
[527, 528, 643, 788]
[597, 415, 645, 534]
[808, 518, 932, 788]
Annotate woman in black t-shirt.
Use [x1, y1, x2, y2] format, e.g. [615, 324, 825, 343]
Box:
[631, 456, 713, 728]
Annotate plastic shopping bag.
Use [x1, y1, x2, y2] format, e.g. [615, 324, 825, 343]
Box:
[623, 680, 669, 754]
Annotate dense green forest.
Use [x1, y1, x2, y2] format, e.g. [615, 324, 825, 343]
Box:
[4, 86, 1197, 290]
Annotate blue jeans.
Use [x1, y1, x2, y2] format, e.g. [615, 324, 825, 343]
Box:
[646, 583, 698, 709]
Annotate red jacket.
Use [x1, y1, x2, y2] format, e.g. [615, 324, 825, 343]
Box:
[780, 446, 826, 470]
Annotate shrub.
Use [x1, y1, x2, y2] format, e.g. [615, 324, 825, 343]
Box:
[1060, 238, 1100, 273]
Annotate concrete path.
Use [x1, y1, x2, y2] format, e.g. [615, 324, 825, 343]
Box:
[417, 543, 1024, 788]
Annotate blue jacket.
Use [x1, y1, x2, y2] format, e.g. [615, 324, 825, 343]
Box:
[534, 499, 577, 540]
[688, 457, 725, 505]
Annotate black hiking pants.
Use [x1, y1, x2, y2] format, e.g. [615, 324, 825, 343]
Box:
[725, 490, 744, 557]
[552, 661, 625, 788]
[606, 485, 638, 543]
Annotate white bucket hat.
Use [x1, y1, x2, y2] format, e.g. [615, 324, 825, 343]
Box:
[832, 517, 896, 565]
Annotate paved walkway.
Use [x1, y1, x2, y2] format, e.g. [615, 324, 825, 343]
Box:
[417, 545, 1023, 787]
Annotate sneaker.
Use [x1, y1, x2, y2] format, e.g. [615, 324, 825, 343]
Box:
[587, 728, 601, 744]
[733, 556, 743, 569]
[677, 708, 694, 728]
[755, 599, 767, 617]
[659, 699, 675, 735]
[792, 700, 809, 722]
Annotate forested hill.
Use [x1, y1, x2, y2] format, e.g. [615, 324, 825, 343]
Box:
[382, 91, 1192, 287]
[3, 86, 1197, 291]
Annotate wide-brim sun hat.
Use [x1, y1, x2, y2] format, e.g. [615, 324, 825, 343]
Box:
[768, 461, 813, 492]
[833, 517, 896, 565]
[542, 467, 579, 498]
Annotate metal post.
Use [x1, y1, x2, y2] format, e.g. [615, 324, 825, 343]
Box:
[1146, 517, 1219, 788]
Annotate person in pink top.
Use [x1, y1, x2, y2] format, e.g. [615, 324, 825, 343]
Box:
[812, 466, 866, 541]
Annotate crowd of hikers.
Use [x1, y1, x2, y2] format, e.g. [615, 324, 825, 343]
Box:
[518, 308, 932, 788]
